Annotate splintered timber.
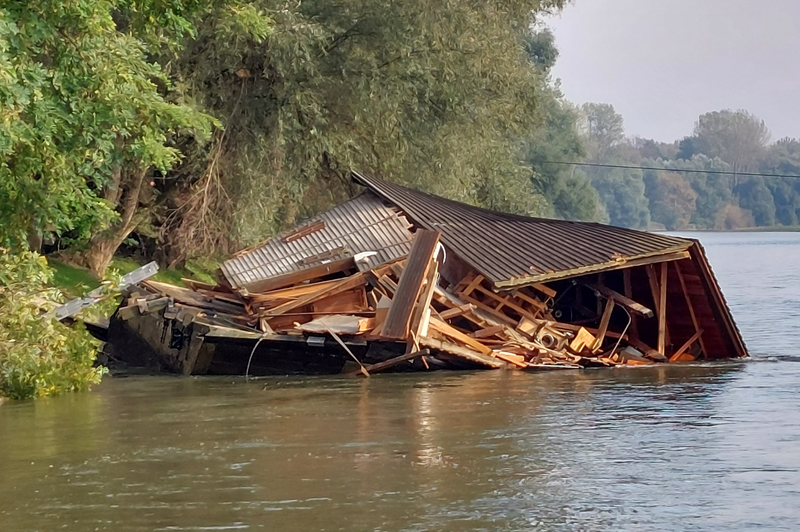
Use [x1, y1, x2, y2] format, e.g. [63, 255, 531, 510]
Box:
[105, 173, 747, 376]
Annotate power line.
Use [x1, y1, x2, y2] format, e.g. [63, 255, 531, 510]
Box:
[540, 161, 800, 180]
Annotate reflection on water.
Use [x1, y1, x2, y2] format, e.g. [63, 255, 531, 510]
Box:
[1, 232, 800, 531]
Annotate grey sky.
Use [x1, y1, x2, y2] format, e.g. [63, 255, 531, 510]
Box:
[546, 0, 800, 143]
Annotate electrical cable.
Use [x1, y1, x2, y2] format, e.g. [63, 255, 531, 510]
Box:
[540, 160, 800, 180]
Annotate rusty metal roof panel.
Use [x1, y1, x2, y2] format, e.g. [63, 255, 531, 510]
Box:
[353, 172, 693, 288]
[220, 193, 414, 291]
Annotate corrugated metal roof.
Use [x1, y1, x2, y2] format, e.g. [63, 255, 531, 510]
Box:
[220, 193, 414, 291]
[353, 171, 693, 288]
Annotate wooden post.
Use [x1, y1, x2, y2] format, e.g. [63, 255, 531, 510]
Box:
[381, 230, 440, 339]
[592, 298, 615, 352]
[622, 268, 640, 342]
[673, 261, 709, 360]
[658, 262, 668, 356]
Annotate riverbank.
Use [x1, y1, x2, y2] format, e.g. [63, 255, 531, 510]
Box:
[47, 257, 218, 298]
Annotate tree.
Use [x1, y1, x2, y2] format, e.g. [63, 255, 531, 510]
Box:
[0, 0, 215, 276]
[522, 25, 605, 222]
[735, 177, 776, 226]
[578, 103, 625, 160]
[152, 0, 568, 263]
[589, 166, 650, 229]
[643, 170, 697, 230]
[693, 109, 771, 172]
[0, 250, 106, 399]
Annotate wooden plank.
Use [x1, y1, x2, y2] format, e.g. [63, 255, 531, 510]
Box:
[468, 285, 540, 323]
[298, 315, 376, 334]
[439, 303, 476, 320]
[646, 264, 661, 309]
[181, 278, 218, 291]
[312, 288, 368, 315]
[658, 262, 668, 356]
[510, 289, 546, 311]
[428, 317, 493, 355]
[548, 321, 626, 340]
[248, 278, 343, 302]
[470, 325, 506, 339]
[669, 329, 704, 362]
[586, 282, 654, 318]
[674, 261, 709, 360]
[240, 257, 355, 295]
[530, 283, 557, 299]
[463, 274, 485, 297]
[410, 260, 440, 342]
[352, 349, 430, 376]
[569, 327, 596, 353]
[493, 352, 528, 368]
[459, 293, 518, 326]
[591, 299, 615, 352]
[262, 272, 367, 317]
[419, 337, 508, 369]
[381, 230, 441, 339]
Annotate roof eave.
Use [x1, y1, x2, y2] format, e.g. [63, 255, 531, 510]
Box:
[491, 245, 693, 290]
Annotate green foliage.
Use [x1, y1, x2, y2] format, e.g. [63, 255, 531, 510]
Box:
[0, 251, 105, 400]
[159, 0, 567, 258]
[0, 0, 215, 259]
[522, 25, 605, 223]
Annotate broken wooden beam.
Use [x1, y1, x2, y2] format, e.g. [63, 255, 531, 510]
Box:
[585, 282, 654, 318]
[419, 337, 509, 369]
[353, 349, 430, 376]
[381, 230, 441, 339]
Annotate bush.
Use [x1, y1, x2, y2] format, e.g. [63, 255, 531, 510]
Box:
[0, 250, 106, 400]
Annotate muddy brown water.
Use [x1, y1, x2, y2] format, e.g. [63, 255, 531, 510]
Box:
[2, 232, 800, 531]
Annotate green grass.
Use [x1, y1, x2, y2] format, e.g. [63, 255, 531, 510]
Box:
[47, 256, 220, 298]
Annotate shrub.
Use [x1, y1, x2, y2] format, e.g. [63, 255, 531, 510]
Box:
[0, 250, 106, 400]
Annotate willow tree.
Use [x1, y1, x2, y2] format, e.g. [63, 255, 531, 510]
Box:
[155, 0, 567, 263]
[0, 0, 214, 275]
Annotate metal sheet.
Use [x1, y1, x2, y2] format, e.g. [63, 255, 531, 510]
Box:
[353, 172, 693, 288]
[221, 193, 414, 291]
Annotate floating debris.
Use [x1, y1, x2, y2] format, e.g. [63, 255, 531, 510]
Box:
[104, 173, 747, 376]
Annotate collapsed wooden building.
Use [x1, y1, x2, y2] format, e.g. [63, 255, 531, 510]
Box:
[107, 172, 748, 376]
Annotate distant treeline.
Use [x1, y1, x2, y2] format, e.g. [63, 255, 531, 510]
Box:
[553, 104, 800, 231]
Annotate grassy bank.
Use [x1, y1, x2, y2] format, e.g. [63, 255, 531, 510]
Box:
[48, 257, 219, 299]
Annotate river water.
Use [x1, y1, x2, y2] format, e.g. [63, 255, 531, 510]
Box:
[2, 232, 800, 531]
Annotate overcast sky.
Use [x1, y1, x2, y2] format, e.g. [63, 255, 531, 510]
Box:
[547, 0, 800, 143]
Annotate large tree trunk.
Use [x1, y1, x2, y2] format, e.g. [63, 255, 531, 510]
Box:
[83, 168, 149, 277]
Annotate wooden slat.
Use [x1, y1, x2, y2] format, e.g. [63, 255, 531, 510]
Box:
[411, 260, 439, 340]
[353, 349, 430, 376]
[381, 230, 441, 339]
[658, 262, 668, 356]
[283, 220, 325, 243]
[669, 329, 703, 362]
[261, 273, 367, 317]
[459, 293, 518, 326]
[586, 282, 653, 318]
[591, 299, 615, 352]
[439, 303, 476, 320]
[429, 318, 493, 355]
[419, 337, 508, 369]
[674, 261, 708, 360]
[530, 283, 557, 299]
[248, 278, 343, 302]
[463, 274, 485, 296]
[470, 325, 506, 339]
[467, 285, 540, 323]
[240, 257, 355, 295]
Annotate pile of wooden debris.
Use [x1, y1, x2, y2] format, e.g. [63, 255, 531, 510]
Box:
[113, 228, 707, 376]
[105, 172, 747, 375]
